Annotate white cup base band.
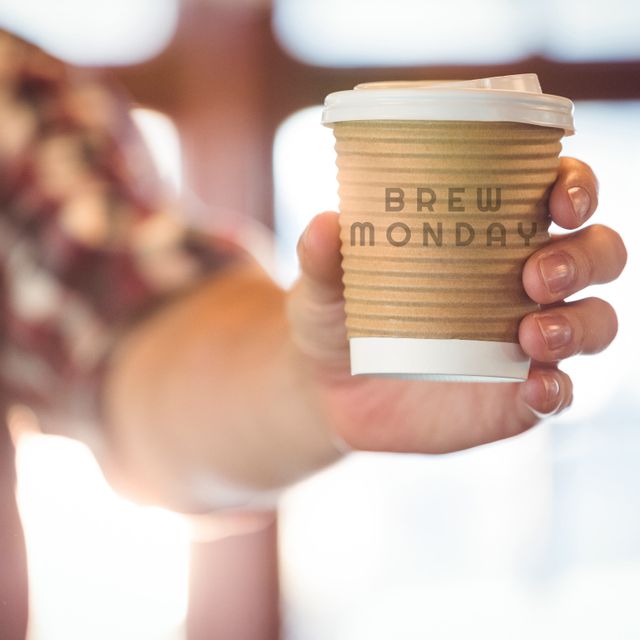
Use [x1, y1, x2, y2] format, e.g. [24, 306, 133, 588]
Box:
[349, 337, 530, 382]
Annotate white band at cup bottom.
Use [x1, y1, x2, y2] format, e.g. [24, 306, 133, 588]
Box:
[349, 337, 530, 382]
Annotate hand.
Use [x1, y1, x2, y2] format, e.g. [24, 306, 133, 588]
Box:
[287, 158, 627, 454]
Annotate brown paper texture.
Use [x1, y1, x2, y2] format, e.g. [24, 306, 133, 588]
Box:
[332, 120, 564, 343]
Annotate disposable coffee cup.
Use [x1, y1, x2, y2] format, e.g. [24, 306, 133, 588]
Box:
[322, 74, 575, 381]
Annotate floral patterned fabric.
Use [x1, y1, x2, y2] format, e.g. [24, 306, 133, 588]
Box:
[0, 30, 245, 435]
[0, 30, 245, 639]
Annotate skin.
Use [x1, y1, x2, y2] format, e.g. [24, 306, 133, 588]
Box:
[0, 30, 626, 511]
[105, 158, 627, 511]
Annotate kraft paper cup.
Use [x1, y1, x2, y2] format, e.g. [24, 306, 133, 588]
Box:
[322, 75, 575, 381]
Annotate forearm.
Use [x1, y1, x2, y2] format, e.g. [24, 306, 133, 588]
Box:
[103, 261, 343, 511]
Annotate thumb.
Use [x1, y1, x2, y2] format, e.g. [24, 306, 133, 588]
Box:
[296, 211, 343, 301]
[287, 212, 350, 368]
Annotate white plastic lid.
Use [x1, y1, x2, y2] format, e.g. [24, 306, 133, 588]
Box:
[322, 74, 574, 134]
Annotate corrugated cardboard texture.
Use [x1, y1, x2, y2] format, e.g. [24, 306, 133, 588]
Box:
[332, 120, 564, 343]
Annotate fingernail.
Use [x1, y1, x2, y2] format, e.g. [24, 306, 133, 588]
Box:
[536, 315, 572, 351]
[542, 374, 561, 405]
[538, 252, 577, 294]
[568, 186, 591, 222]
[523, 373, 562, 417]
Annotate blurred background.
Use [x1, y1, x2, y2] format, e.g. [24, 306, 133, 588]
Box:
[1, 0, 639, 638]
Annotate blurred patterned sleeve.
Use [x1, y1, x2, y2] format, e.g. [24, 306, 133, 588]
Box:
[0, 31, 248, 450]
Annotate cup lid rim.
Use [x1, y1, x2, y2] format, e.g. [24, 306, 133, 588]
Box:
[322, 74, 575, 134]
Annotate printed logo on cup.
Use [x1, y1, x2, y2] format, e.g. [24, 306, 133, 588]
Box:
[348, 186, 538, 249]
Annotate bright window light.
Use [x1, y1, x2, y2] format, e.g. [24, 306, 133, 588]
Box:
[273, 0, 533, 67]
[132, 108, 183, 196]
[0, 0, 179, 66]
[10, 106, 188, 640]
[273, 0, 640, 66]
[276, 102, 640, 639]
[545, 0, 640, 61]
[273, 106, 339, 286]
[280, 429, 556, 640]
[13, 421, 190, 640]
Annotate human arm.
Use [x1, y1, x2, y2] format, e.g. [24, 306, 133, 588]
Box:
[103, 158, 626, 511]
[0, 31, 626, 513]
[103, 260, 343, 510]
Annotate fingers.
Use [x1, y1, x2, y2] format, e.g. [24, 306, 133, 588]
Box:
[550, 157, 599, 229]
[288, 211, 349, 368]
[520, 366, 573, 417]
[519, 297, 618, 362]
[296, 211, 343, 302]
[523, 224, 627, 304]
